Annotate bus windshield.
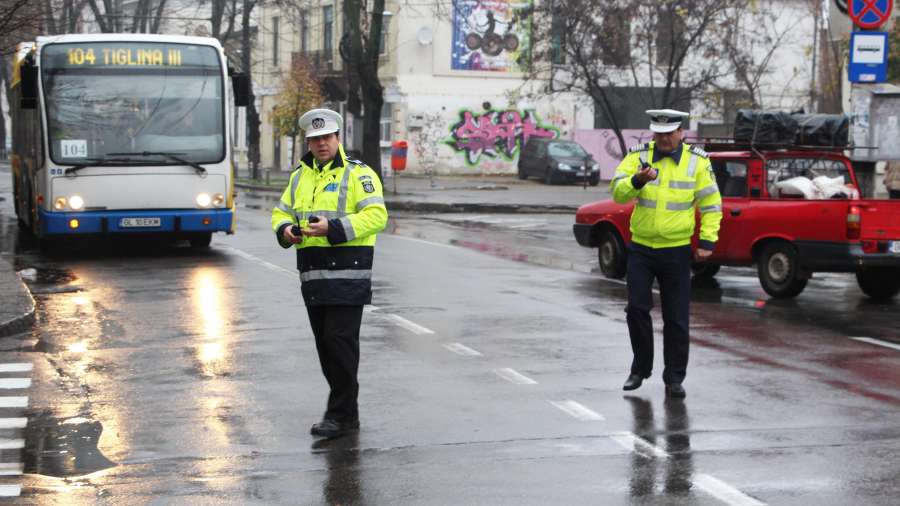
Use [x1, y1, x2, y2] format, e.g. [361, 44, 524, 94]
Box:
[41, 42, 225, 166]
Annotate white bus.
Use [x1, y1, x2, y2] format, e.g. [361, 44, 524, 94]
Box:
[10, 34, 249, 247]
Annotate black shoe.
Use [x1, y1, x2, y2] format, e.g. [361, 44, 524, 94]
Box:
[311, 419, 348, 438]
[623, 373, 650, 391]
[665, 383, 686, 398]
[346, 419, 360, 429]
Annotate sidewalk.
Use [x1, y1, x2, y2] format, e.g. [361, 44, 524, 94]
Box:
[237, 172, 613, 214]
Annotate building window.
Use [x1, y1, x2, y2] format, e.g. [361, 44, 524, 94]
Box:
[301, 11, 308, 54]
[323, 6, 334, 53]
[600, 8, 631, 67]
[380, 102, 392, 142]
[272, 16, 279, 66]
[380, 22, 387, 55]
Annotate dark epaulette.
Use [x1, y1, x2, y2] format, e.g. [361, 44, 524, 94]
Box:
[689, 145, 709, 159]
[346, 157, 368, 168]
[628, 143, 650, 154]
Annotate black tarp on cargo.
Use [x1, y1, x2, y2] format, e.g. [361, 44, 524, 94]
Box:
[792, 113, 850, 147]
[733, 110, 798, 145]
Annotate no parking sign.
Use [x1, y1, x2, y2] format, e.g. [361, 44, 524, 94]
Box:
[849, 0, 893, 29]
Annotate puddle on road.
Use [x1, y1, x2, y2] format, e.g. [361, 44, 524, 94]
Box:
[22, 413, 117, 478]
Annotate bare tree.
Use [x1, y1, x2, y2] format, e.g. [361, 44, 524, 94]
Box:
[519, 0, 743, 155]
[343, 0, 386, 180]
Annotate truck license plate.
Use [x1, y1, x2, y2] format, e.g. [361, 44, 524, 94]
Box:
[892, 241, 900, 254]
[119, 217, 160, 228]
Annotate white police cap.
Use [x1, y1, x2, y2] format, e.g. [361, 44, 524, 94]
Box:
[299, 108, 343, 138]
[646, 109, 689, 133]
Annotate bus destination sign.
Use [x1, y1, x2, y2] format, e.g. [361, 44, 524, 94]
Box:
[42, 42, 219, 69]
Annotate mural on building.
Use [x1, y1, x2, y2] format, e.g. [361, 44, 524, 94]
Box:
[413, 113, 447, 173]
[447, 109, 558, 166]
[451, 0, 531, 72]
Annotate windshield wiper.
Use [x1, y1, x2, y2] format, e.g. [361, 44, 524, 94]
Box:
[65, 157, 139, 176]
[109, 151, 207, 175]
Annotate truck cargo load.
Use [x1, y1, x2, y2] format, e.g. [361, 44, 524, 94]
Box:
[734, 110, 798, 145]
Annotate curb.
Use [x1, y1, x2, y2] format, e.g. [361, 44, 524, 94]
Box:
[236, 182, 580, 214]
[385, 201, 578, 214]
[0, 258, 35, 338]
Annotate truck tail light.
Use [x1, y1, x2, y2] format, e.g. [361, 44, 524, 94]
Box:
[847, 205, 861, 240]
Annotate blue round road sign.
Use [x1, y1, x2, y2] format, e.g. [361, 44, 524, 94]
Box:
[849, 0, 893, 29]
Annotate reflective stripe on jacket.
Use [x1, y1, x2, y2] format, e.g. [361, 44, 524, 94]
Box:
[271, 144, 388, 305]
[611, 141, 722, 249]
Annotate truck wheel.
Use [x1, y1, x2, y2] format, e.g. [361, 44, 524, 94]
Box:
[691, 263, 721, 278]
[190, 232, 213, 248]
[758, 242, 807, 298]
[856, 269, 900, 300]
[598, 231, 627, 279]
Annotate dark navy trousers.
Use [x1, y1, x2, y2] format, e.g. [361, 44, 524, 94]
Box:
[307, 305, 364, 423]
[625, 242, 693, 385]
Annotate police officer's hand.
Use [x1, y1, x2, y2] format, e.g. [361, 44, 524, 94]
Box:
[283, 226, 304, 245]
[636, 165, 658, 184]
[694, 248, 712, 262]
[301, 218, 329, 237]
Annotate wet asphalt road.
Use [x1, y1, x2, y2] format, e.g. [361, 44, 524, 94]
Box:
[0, 180, 900, 504]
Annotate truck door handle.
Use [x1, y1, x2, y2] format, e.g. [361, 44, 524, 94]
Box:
[730, 209, 741, 216]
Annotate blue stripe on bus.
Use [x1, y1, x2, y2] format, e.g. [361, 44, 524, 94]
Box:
[39, 208, 234, 235]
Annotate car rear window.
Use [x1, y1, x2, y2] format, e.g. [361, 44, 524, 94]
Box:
[547, 142, 587, 157]
[766, 157, 852, 183]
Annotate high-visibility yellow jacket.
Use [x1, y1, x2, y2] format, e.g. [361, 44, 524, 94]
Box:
[611, 141, 722, 250]
[271, 144, 388, 305]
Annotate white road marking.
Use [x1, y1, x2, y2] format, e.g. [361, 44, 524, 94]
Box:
[549, 400, 605, 421]
[0, 418, 27, 429]
[493, 368, 538, 385]
[0, 439, 25, 449]
[0, 463, 23, 475]
[0, 378, 31, 389]
[0, 397, 27, 408]
[694, 474, 767, 505]
[0, 485, 21, 497]
[214, 244, 298, 277]
[850, 337, 900, 352]
[609, 431, 669, 458]
[0, 364, 32, 373]
[443, 343, 482, 356]
[390, 235, 457, 249]
[218, 245, 437, 335]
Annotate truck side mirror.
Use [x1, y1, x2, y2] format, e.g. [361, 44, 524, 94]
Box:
[20, 61, 38, 110]
[231, 72, 250, 107]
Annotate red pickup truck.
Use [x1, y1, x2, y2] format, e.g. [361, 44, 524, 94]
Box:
[573, 146, 900, 299]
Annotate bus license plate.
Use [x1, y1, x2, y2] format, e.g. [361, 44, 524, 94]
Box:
[119, 217, 160, 228]
[892, 241, 900, 254]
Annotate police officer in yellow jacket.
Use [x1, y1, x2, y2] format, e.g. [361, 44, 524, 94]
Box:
[611, 109, 722, 398]
[271, 109, 388, 438]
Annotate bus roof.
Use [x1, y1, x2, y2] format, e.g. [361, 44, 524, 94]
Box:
[34, 34, 223, 50]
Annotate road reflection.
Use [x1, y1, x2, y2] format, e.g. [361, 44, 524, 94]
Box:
[624, 396, 693, 499]
[313, 433, 364, 505]
[189, 268, 233, 378]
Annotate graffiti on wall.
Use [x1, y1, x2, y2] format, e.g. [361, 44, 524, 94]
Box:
[413, 113, 447, 172]
[447, 109, 558, 166]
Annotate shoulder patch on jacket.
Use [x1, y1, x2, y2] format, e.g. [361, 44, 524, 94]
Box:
[346, 157, 368, 168]
[628, 143, 650, 154]
[689, 145, 709, 159]
[358, 175, 372, 181]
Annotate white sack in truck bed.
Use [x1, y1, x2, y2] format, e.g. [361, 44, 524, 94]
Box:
[773, 176, 860, 199]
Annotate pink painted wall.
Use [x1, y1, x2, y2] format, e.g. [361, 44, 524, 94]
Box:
[574, 129, 698, 180]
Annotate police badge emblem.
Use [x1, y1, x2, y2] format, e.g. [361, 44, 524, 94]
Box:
[311, 118, 326, 129]
[362, 181, 375, 193]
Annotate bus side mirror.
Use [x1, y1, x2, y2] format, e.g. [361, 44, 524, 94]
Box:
[231, 72, 250, 107]
[20, 62, 38, 110]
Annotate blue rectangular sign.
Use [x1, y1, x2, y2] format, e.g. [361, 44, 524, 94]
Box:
[849, 32, 888, 83]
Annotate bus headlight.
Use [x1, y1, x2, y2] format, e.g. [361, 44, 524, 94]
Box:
[70, 196, 84, 210]
[197, 194, 211, 207]
[212, 194, 225, 206]
[55, 197, 67, 210]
